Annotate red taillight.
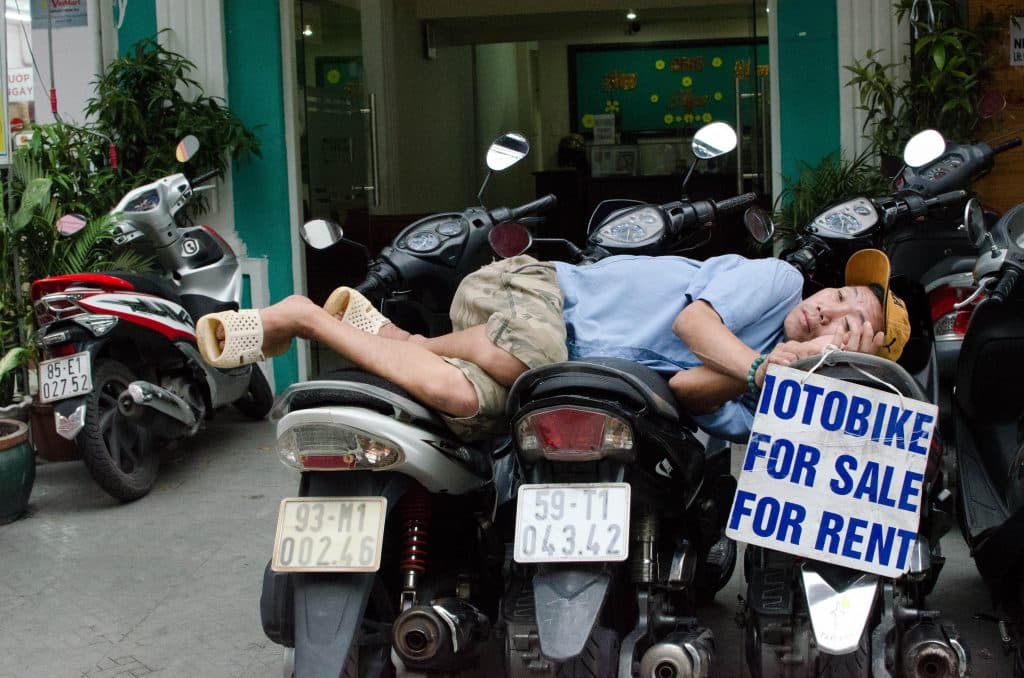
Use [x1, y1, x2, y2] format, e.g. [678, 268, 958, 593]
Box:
[515, 407, 634, 462]
[298, 453, 359, 469]
[48, 344, 77, 358]
[927, 279, 981, 340]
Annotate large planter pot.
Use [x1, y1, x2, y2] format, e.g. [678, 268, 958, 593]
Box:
[0, 394, 32, 423]
[30, 403, 81, 462]
[0, 418, 35, 524]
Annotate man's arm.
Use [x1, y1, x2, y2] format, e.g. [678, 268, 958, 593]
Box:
[669, 366, 746, 413]
[673, 300, 761, 383]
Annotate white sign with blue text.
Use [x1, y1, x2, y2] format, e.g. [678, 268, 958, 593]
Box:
[726, 364, 936, 578]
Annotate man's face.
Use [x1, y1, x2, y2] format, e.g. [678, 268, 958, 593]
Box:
[783, 285, 884, 342]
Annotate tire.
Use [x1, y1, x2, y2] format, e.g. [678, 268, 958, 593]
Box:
[555, 627, 619, 678]
[817, 632, 869, 678]
[695, 535, 738, 605]
[234, 366, 273, 419]
[79, 359, 160, 501]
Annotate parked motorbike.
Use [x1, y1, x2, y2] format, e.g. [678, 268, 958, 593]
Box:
[30, 135, 272, 501]
[260, 131, 559, 678]
[497, 121, 771, 677]
[735, 179, 972, 676]
[951, 200, 1024, 675]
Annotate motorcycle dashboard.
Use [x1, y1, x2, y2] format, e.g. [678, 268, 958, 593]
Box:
[811, 198, 878, 239]
[124, 189, 160, 212]
[395, 213, 470, 264]
[917, 152, 965, 182]
[590, 205, 666, 248]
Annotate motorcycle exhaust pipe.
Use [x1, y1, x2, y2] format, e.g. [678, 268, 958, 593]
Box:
[392, 598, 489, 671]
[901, 621, 962, 678]
[638, 628, 714, 678]
[118, 380, 198, 438]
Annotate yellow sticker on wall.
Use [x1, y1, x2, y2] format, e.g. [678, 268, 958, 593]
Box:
[655, 59, 666, 70]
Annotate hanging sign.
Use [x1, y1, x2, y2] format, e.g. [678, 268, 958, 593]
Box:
[31, 0, 88, 29]
[9, 67, 33, 103]
[1012, 18, 1024, 66]
[725, 364, 936, 578]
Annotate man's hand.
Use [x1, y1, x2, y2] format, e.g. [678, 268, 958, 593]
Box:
[831, 320, 885, 355]
[755, 336, 837, 387]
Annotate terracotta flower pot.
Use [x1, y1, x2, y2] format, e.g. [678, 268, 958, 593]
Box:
[0, 418, 35, 523]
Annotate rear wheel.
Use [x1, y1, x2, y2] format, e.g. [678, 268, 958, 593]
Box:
[817, 632, 870, 678]
[555, 627, 619, 678]
[233, 366, 273, 419]
[79, 359, 159, 501]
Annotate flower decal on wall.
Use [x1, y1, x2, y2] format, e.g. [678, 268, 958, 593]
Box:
[681, 76, 693, 87]
[712, 57, 723, 68]
[655, 59, 666, 70]
[581, 113, 595, 129]
[702, 112, 713, 122]
[650, 94, 659, 103]
[714, 91, 723, 101]
[605, 100, 620, 114]
[664, 113, 675, 125]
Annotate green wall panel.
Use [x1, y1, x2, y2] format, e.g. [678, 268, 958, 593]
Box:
[224, 0, 297, 392]
[115, 0, 157, 55]
[776, 0, 840, 182]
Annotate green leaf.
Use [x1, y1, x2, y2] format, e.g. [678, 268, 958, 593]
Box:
[932, 44, 947, 70]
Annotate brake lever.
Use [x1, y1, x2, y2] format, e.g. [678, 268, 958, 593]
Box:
[954, 277, 996, 310]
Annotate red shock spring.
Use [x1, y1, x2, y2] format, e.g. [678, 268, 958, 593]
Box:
[399, 486, 431, 576]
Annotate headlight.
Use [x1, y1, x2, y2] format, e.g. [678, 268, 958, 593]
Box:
[277, 418, 405, 471]
[594, 206, 666, 246]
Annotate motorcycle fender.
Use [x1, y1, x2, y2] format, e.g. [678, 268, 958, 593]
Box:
[52, 396, 89, 440]
[532, 567, 611, 662]
[800, 566, 879, 655]
[286, 472, 411, 676]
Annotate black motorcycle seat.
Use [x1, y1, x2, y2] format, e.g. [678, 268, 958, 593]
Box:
[506, 357, 685, 426]
[179, 294, 238, 322]
[275, 369, 455, 438]
[103, 271, 183, 306]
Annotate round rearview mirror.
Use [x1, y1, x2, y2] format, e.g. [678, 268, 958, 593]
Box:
[964, 198, 986, 247]
[175, 135, 201, 163]
[488, 222, 532, 258]
[691, 122, 737, 159]
[486, 132, 530, 171]
[56, 214, 88, 236]
[300, 219, 345, 250]
[979, 90, 1007, 120]
[744, 207, 775, 244]
[902, 129, 946, 168]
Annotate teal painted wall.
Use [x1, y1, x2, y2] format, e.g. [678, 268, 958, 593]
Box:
[776, 1, 840, 181]
[115, 0, 157, 55]
[224, 0, 298, 392]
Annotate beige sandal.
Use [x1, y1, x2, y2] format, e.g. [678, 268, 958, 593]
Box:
[323, 287, 392, 335]
[195, 309, 289, 368]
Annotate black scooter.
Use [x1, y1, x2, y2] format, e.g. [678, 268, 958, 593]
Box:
[951, 200, 1024, 676]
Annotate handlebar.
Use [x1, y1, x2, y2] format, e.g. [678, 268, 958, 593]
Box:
[713, 192, 759, 216]
[990, 138, 1022, 155]
[990, 267, 1020, 303]
[489, 194, 558, 223]
[923, 189, 968, 210]
[191, 169, 220, 186]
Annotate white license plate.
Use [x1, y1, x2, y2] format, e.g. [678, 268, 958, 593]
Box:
[271, 497, 387, 573]
[513, 483, 630, 563]
[38, 352, 93, 404]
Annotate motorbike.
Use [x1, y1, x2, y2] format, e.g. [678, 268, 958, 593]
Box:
[497, 121, 771, 677]
[950, 199, 1024, 675]
[30, 135, 272, 501]
[735, 169, 974, 675]
[260, 131, 561, 678]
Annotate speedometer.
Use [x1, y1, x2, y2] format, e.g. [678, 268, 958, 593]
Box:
[594, 206, 666, 246]
[437, 220, 464, 237]
[405, 231, 441, 252]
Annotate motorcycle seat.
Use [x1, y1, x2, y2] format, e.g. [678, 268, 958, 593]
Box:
[179, 294, 238, 322]
[506, 357, 686, 427]
[102, 271, 183, 305]
[274, 368, 456, 439]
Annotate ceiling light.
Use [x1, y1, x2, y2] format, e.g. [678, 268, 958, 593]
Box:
[626, 10, 637, 21]
[302, 24, 313, 37]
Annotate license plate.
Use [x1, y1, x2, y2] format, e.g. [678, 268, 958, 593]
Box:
[513, 483, 630, 563]
[38, 352, 93, 404]
[271, 497, 387, 573]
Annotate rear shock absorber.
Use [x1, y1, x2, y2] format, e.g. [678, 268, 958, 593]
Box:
[400, 485, 431, 594]
[632, 512, 658, 584]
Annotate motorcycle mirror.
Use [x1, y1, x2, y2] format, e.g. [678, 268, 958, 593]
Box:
[691, 122, 737, 159]
[744, 207, 775, 244]
[979, 90, 1008, 120]
[55, 214, 88, 236]
[902, 129, 946, 168]
[488, 222, 532, 258]
[175, 135, 201, 163]
[486, 132, 530, 171]
[300, 219, 345, 250]
[964, 198, 987, 247]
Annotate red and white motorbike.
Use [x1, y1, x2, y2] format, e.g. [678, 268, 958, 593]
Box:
[31, 136, 272, 501]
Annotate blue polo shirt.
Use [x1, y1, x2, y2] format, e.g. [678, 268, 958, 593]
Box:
[553, 254, 803, 441]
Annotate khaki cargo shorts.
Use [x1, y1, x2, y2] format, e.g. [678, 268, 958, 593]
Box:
[441, 255, 567, 440]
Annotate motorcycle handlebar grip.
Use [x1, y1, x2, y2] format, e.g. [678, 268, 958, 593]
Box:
[506, 194, 558, 221]
[192, 169, 220, 186]
[713, 192, 759, 215]
[990, 267, 1020, 303]
[924, 189, 968, 209]
[990, 138, 1022, 155]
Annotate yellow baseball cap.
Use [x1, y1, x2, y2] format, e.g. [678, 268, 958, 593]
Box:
[844, 249, 911, 361]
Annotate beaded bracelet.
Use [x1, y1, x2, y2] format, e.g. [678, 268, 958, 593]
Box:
[747, 354, 768, 394]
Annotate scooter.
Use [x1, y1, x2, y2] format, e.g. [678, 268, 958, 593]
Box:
[497, 122, 770, 677]
[734, 181, 972, 676]
[950, 199, 1024, 675]
[30, 136, 272, 501]
[260, 131, 558, 678]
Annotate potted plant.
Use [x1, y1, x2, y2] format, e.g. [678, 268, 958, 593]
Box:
[0, 418, 33, 523]
[844, 0, 998, 168]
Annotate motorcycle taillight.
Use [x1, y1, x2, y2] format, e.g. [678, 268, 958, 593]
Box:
[515, 406, 634, 462]
[927, 280, 980, 340]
